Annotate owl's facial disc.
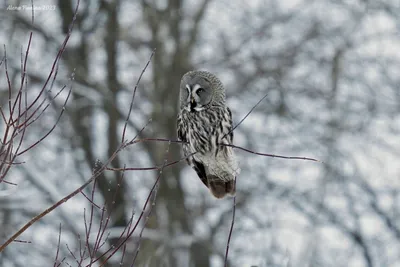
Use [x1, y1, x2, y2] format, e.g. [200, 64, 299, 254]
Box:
[184, 83, 210, 112]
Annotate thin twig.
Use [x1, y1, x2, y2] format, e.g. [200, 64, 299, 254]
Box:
[93, 143, 171, 266]
[94, 168, 127, 260]
[121, 49, 156, 143]
[223, 91, 269, 139]
[131, 142, 170, 266]
[220, 143, 321, 162]
[125, 118, 154, 147]
[85, 160, 103, 260]
[0, 107, 7, 124]
[106, 151, 197, 172]
[224, 178, 236, 267]
[20, 0, 79, 117]
[121, 210, 136, 265]
[80, 191, 102, 210]
[53, 223, 62, 267]
[0, 143, 115, 252]
[11, 36, 33, 165]
[0, 46, 15, 183]
[12, 239, 32, 244]
[66, 243, 80, 265]
[17, 85, 67, 129]
[128, 137, 187, 145]
[16, 88, 72, 155]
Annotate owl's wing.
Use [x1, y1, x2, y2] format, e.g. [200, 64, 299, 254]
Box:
[176, 114, 187, 144]
[177, 113, 208, 187]
[226, 107, 234, 143]
[192, 160, 208, 187]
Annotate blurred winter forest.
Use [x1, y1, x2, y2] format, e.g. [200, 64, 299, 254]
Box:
[1, 0, 400, 266]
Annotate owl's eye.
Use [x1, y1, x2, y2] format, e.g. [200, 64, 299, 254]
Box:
[196, 88, 204, 95]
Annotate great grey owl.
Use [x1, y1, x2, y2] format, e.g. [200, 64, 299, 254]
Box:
[177, 70, 239, 198]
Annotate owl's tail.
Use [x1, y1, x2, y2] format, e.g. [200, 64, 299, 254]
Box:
[207, 175, 236, 199]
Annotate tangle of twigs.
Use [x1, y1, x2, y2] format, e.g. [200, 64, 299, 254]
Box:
[0, 45, 155, 251]
[0, 0, 77, 184]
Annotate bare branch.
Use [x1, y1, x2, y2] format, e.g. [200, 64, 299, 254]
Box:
[221, 143, 321, 163]
[121, 49, 156, 143]
[224, 178, 236, 267]
[53, 224, 62, 267]
[223, 91, 269, 140]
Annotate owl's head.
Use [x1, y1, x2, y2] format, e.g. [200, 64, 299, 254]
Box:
[179, 70, 226, 112]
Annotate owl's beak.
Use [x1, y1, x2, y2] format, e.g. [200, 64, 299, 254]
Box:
[191, 97, 195, 104]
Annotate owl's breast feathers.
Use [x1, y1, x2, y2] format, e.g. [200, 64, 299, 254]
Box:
[177, 106, 239, 198]
[179, 106, 227, 154]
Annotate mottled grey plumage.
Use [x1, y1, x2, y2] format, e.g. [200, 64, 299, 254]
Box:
[177, 70, 239, 198]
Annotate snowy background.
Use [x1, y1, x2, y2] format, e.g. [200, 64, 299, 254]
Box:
[0, 0, 400, 266]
